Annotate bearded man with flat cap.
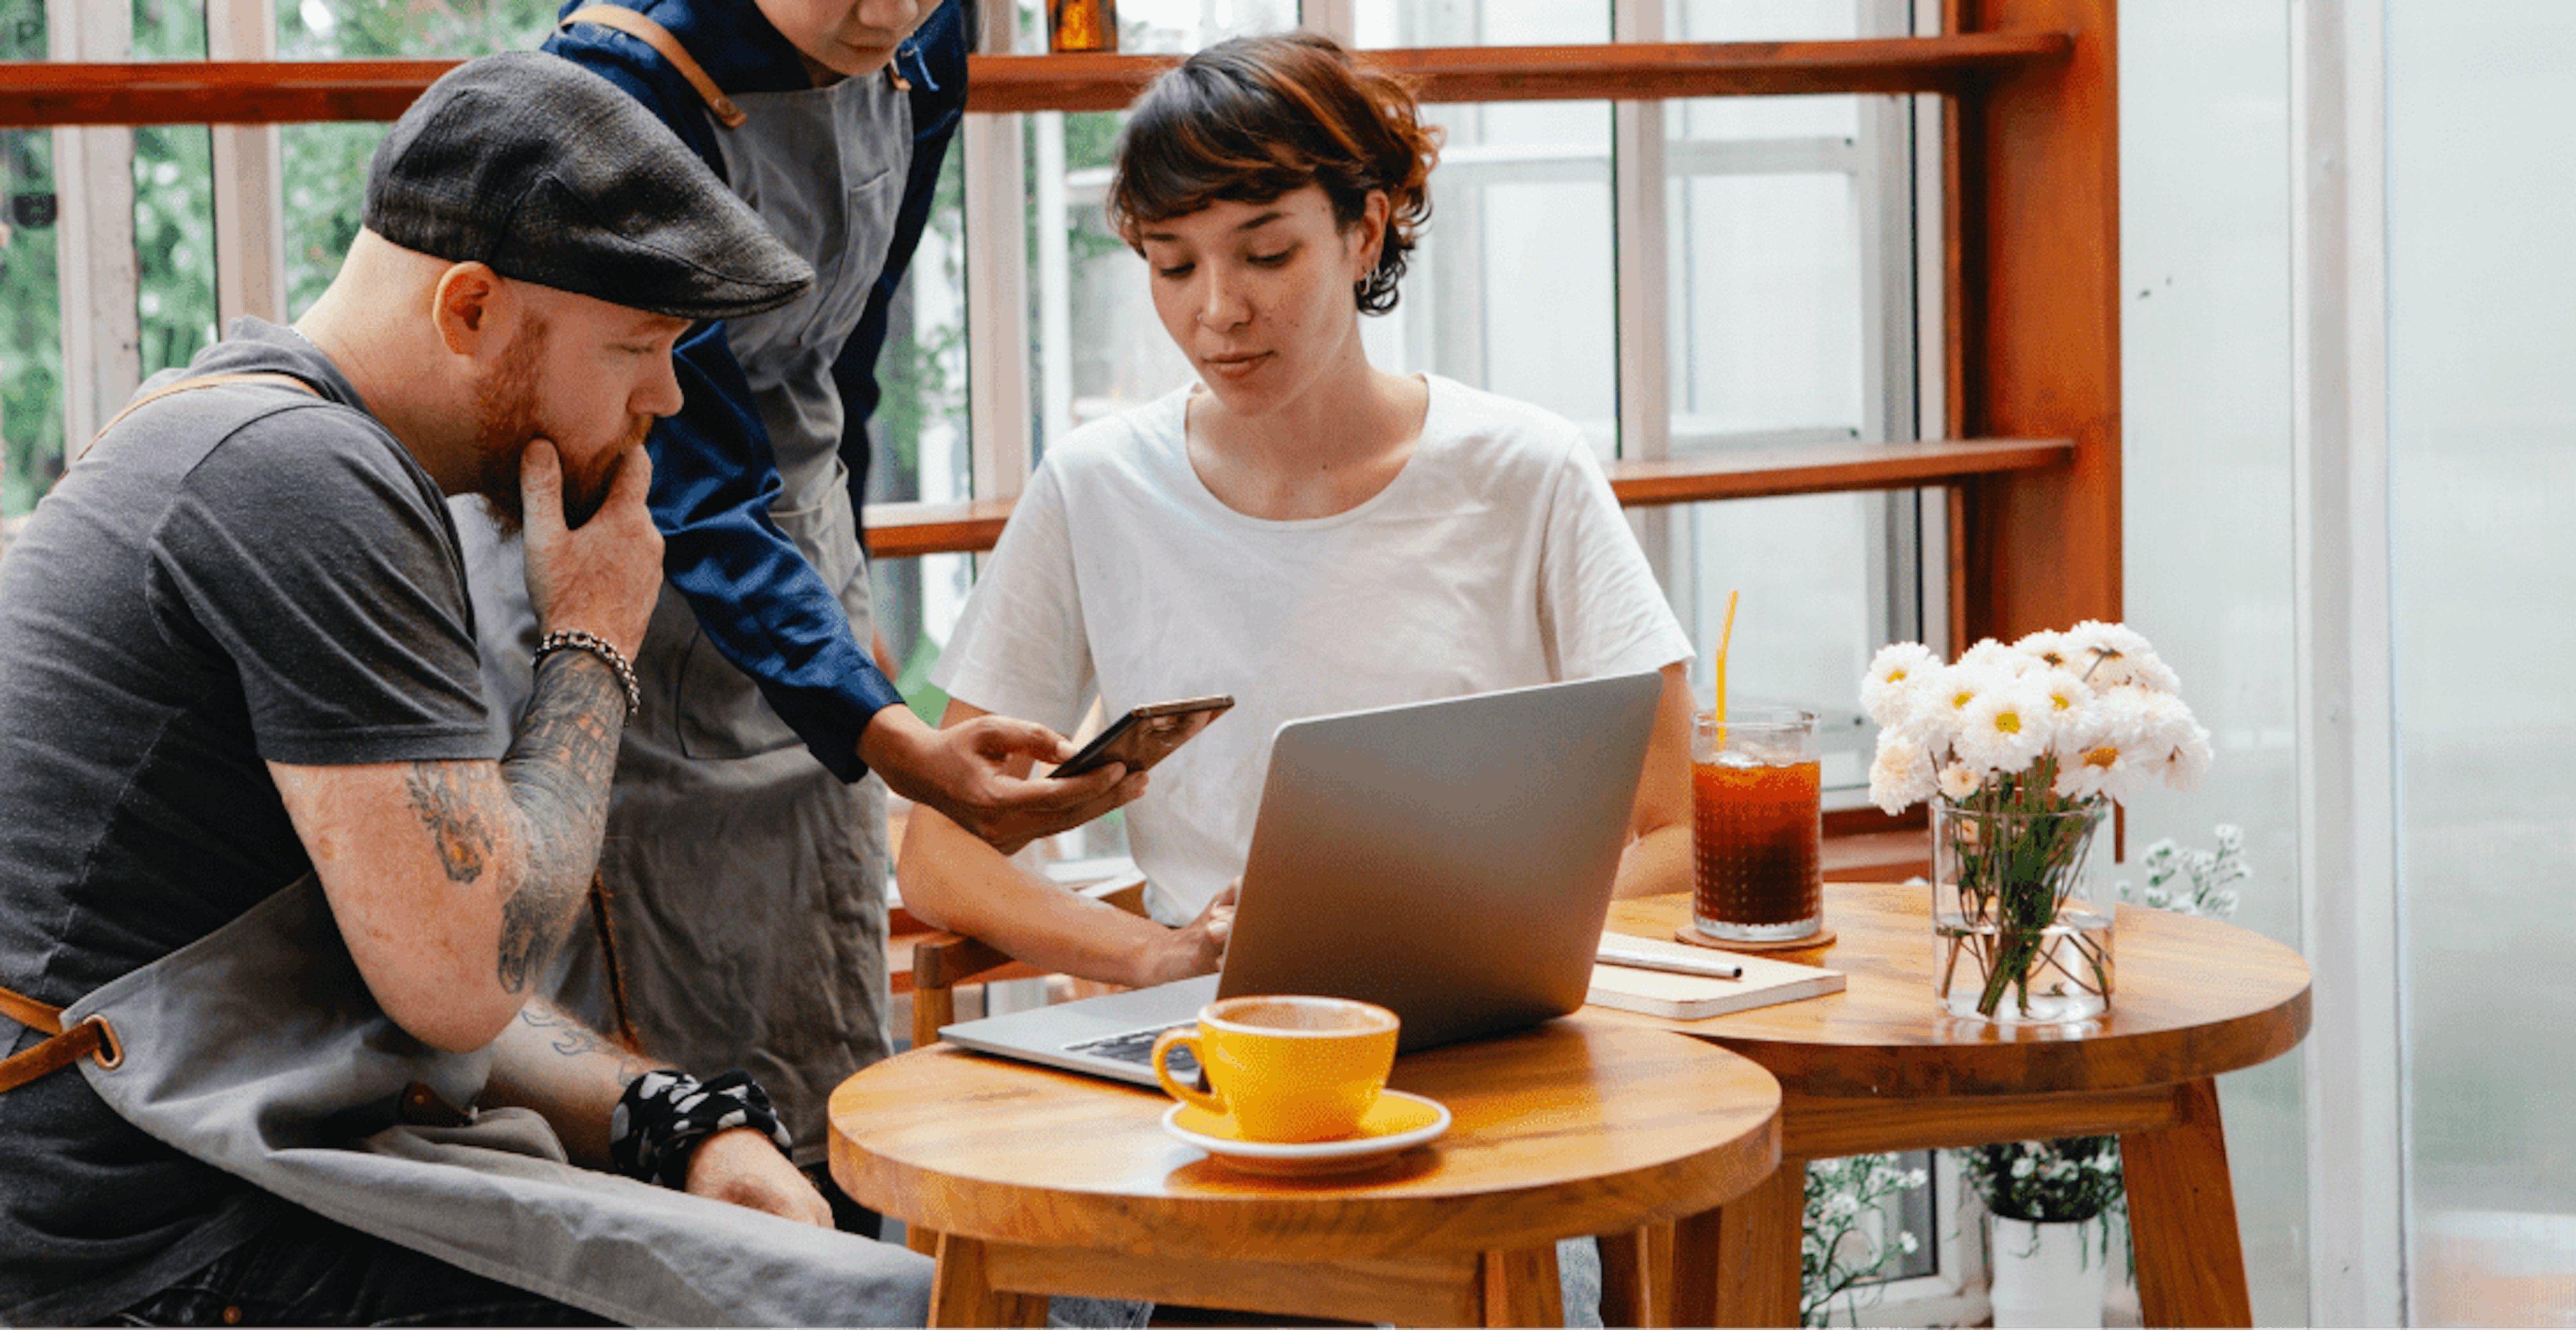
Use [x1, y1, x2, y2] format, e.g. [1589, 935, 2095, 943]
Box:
[0, 52, 932, 1327]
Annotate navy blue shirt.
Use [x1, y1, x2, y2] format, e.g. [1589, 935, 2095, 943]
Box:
[543, 0, 975, 780]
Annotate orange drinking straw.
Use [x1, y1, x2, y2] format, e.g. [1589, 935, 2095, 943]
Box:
[1713, 589, 1740, 727]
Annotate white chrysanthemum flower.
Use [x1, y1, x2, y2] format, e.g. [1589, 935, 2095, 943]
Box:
[2014, 628, 2077, 672]
[1916, 654, 2009, 747]
[2052, 726, 2150, 802]
[2161, 713, 2215, 792]
[1862, 641, 1940, 727]
[2063, 619, 2183, 693]
[2027, 666, 2094, 719]
[2125, 689, 2208, 789]
[1868, 731, 1938, 814]
[1954, 682, 2053, 776]
[1937, 761, 1982, 802]
[1958, 636, 2037, 676]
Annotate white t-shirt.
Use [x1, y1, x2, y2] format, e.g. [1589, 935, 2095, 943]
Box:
[932, 374, 1695, 922]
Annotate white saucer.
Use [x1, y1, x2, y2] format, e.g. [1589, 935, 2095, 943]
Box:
[1161, 1089, 1452, 1177]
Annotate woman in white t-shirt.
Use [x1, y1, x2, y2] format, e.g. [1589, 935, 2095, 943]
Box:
[901, 31, 1699, 988]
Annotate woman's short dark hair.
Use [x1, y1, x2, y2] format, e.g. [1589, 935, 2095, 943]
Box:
[1108, 31, 1442, 315]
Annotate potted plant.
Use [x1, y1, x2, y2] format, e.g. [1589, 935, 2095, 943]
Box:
[1801, 1153, 1929, 1327]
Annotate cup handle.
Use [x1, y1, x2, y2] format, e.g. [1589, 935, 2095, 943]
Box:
[1150, 1029, 1226, 1115]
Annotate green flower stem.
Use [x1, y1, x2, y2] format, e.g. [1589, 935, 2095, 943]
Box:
[1942, 772, 2104, 1019]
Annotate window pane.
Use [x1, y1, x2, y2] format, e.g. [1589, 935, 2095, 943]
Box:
[1, 123, 64, 532]
[1400, 100, 1618, 450]
[1358, 0, 1610, 47]
[273, 1, 557, 314]
[1678, 495, 1880, 790]
[1021, 0, 1293, 55]
[1669, 169, 1867, 443]
[2388, 1, 2576, 1323]
[875, 148, 973, 697]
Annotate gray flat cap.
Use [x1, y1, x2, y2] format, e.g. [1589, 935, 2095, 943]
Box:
[364, 51, 812, 321]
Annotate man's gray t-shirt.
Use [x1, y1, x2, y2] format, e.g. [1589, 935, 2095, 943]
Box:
[0, 320, 501, 1325]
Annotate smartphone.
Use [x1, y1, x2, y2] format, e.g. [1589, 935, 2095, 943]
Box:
[1050, 695, 1235, 780]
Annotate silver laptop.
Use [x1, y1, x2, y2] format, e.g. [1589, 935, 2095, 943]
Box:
[937, 671, 1665, 1086]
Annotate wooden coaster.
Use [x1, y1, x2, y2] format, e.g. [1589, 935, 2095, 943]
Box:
[1673, 923, 1836, 954]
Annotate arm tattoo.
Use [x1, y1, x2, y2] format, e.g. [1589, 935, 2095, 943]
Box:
[517, 1003, 653, 1080]
[403, 764, 495, 884]
[488, 646, 631, 993]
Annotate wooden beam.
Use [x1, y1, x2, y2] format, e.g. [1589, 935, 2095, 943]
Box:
[1951, 0, 2121, 641]
[864, 438, 2072, 559]
[965, 33, 2074, 113]
[0, 59, 456, 127]
[0, 33, 2072, 128]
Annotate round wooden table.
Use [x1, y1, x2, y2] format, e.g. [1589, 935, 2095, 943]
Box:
[829, 1017, 1780, 1327]
[1593, 880, 2313, 1327]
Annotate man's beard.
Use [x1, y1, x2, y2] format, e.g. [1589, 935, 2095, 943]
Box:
[468, 321, 650, 537]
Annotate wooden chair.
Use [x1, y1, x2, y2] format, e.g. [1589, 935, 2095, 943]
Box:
[903, 874, 1150, 1054]
[895, 874, 1151, 1258]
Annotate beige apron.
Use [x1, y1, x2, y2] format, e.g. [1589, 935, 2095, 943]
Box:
[13, 874, 930, 1327]
[455, 10, 905, 1160]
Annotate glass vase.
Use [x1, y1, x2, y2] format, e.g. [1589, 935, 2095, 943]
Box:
[1931, 799, 2113, 1023]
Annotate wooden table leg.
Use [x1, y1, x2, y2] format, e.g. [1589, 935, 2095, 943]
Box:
[2123, 1078, 2254, 1327]
[1481, 1242, 1566, 1327]
[1598, 1223, 1674, 1327]
[1674, 1157, 1803, 1329]
[929, 1233, 1046, 1328]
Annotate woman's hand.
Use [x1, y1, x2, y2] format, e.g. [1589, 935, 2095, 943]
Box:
[1140, 880, 1238, 987]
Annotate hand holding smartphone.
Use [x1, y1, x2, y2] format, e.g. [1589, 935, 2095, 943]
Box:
[1050, 695, 1234, 780]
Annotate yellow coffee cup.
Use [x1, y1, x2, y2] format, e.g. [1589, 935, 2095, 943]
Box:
[1150, 994, 1400, 1143]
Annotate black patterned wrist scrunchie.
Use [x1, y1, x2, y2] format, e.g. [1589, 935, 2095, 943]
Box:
[608, 1069, 794, 1190]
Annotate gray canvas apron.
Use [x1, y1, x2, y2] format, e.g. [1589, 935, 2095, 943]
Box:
[44, 873, 931, 1327]
[455, 45, 910, 1164]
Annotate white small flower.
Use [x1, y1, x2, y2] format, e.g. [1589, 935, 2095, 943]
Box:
[2051, 723, 2149, 802]
[1958, 637, 2035, 675]
[2014, 628, 2076, 672]
[2011, 1156, 2037, 1179]
[1921, 661, 2009, 748]
[1869, 732, 1938, 814]
[1955, 682, 2053, 776]
[1937, 761, 1982, 802]
[2028, 666, 2095, 719]
[1863, 641, 1940, 727]
[2064, 619, 2184, 693]
[2161, 714, 2216, 793]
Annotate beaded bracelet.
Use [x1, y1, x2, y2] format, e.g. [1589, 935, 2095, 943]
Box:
[532, 628, 641, 719]
[608, 1069, 793, 1190]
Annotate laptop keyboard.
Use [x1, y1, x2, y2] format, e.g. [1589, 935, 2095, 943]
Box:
[1066, 1023, 1198, 1079]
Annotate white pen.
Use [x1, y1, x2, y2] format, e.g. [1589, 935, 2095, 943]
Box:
[1596, 945, 1744, 981]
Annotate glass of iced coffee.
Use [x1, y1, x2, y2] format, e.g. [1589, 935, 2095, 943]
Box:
[1692, 707, 1822, 943]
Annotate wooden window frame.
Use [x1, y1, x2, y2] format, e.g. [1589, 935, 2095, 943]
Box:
[0, 4, 2119, 674]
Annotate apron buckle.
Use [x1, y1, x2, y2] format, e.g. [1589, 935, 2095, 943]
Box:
[80, 1014, 123, 1070]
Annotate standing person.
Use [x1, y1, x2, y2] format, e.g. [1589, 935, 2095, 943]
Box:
[899, 30, 1699, 985]
[454, 0, 1140, 1232]
[0, 54, 931, 1326]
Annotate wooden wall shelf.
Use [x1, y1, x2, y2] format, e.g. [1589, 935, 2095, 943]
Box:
[0, 32, 2070, 128]
[862, 437, 2071, 560]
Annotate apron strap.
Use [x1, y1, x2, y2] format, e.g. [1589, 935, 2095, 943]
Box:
[0, 982, 121, 1092]
[80, 371, 322, 461]
[560, 6, 748, 128]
